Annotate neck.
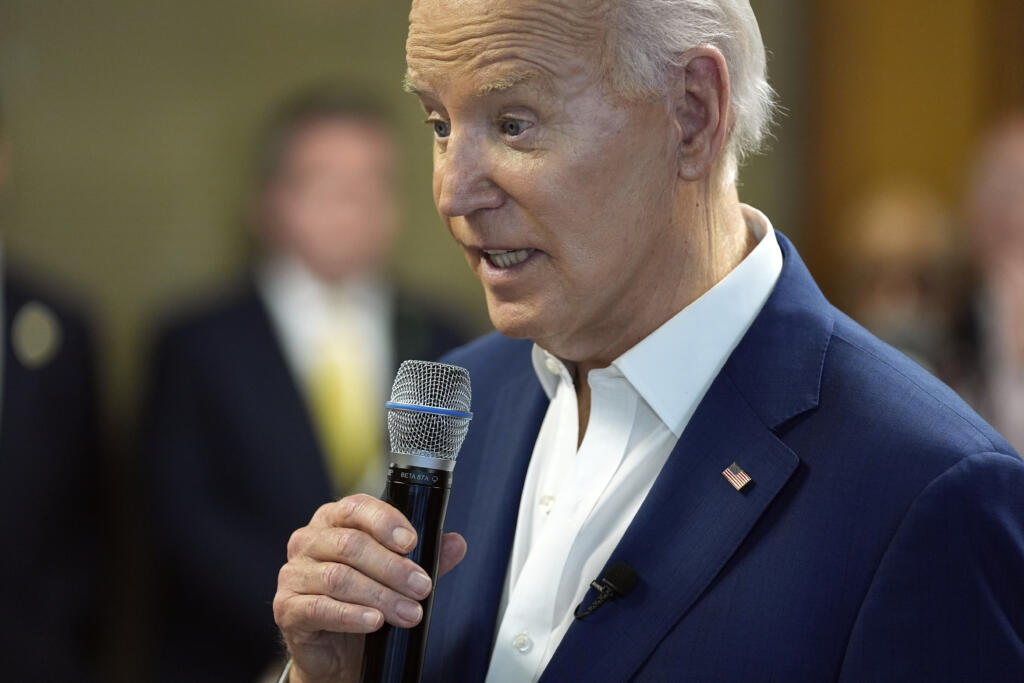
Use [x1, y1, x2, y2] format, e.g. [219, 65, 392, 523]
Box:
[571, 181, 753, 445]
[571, 182, 751, 372]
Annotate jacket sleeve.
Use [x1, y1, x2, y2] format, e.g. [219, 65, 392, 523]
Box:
[839, 451, 1024, 682]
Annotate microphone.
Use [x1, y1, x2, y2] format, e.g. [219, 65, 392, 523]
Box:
[360, 360, 473, 683]
[573, 562, 639, 620]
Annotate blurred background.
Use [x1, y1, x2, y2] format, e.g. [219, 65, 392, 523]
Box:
[0, 0, 1021, 680]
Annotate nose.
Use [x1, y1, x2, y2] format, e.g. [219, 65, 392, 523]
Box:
[434, 130, 505, 218]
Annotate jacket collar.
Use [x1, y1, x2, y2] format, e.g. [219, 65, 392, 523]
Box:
[723, 232, 834, 430]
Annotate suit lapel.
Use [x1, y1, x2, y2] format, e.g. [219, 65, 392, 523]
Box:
[232, 288, 334, 508]
[432, 367, 547, 681]
[542, 233, 833, 681]
[541, 375, 799, 681]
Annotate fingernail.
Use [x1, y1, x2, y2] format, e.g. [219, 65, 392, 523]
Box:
[392, 527, 415, 550]
[408, 570, 432, 596]
[396, 600, 422, 623]
[362, 610, 382, 629]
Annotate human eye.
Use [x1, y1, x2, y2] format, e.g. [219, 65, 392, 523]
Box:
[425, 114, 451, 140]
[498, 117, 533, 138]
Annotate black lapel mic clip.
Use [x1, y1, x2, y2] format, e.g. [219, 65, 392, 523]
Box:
[573, 561, 639, 620]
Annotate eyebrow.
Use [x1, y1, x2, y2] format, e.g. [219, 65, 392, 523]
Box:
[402, 69, 547, 98]
[477, 70, 537, 95]
[401, 74, 425, 96]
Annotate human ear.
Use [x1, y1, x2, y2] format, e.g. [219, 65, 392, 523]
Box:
[670, 46, 730, 182]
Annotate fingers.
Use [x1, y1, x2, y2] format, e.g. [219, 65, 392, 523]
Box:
[437, 533, 468, 578]
[311, 494, 418, 554]
[283, 560, 425, 628]
[279, 495, 468, 641]
[274, 591, 383, 635]
[287, 525, 433, 601]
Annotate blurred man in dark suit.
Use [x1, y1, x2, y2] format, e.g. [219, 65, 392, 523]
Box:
[142, 88, 468, 682]
[956, 114, 1024, 453]
[0, 100, 101, 681]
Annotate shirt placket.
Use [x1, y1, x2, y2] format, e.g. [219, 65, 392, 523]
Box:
[490, 371, 636, 679]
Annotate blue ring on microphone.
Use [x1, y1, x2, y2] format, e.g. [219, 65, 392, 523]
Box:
[386, 402, 473, 420]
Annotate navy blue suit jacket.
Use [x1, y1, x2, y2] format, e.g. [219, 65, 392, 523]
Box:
[142, 282, 468, 682]
[425, 234, 1024, 682]
[0, 273, 100, 681]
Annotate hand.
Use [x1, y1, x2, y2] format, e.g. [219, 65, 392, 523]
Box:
[273, 494, 468, 683]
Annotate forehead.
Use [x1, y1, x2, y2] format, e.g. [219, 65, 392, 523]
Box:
[277, 120, 396, 176]
[405, 0, 607, 95]
[287, 118, 393, 151]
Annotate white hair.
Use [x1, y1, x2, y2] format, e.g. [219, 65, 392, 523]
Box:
[607, 0, 777, 185]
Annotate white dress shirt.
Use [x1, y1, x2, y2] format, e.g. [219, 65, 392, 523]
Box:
[258, 255, 394, 495]
[485, 206, 783, 682]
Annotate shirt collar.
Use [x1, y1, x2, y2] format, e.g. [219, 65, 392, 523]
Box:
[531, 204, 783, 437]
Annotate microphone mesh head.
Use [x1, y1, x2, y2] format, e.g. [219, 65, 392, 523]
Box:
[387, 360, 472, 460]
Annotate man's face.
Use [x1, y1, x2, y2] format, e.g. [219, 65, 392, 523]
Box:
[406, 0, 686, 360]
[261, 119, 398, 282]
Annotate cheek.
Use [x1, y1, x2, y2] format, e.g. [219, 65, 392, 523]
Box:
[431, 148, 444, 205]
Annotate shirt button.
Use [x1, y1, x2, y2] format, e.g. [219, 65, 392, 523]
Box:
[545, 356, 560, 375]
[539, 495, 556, 515]
[512, 632, 533, 654]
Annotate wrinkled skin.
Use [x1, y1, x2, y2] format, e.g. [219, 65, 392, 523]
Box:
[406, 0, 706, 368]
[273, 495, 467, 683]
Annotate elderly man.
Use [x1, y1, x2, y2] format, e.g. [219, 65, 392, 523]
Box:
[273, 2, 1024, 681]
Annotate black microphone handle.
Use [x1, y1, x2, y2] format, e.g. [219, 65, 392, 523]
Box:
[360, 457, 453, 683]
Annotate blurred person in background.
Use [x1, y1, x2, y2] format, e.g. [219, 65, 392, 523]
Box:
[839, 184, 965, 376]
[0, 100, 102, 680]
[141, 87, 469, 682]
[956, 113, 1024, 454]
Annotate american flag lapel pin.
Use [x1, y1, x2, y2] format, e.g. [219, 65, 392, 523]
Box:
[722, 462, 753, 491]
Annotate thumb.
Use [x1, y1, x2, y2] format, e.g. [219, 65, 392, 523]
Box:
[437, 532, 468, 578]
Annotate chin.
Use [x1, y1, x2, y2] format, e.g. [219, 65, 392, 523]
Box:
[488, 313, 535, 340]
[485, 298, 547, 341]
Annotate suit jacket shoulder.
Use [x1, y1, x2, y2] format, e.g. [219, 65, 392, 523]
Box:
[148, 282, 267, 367]
[4, 269, 96, 378]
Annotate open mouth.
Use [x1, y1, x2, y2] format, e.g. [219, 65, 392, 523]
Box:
[483, 248, 536, 269]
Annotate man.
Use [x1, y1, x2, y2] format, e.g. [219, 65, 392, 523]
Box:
[142, 89, 468, 681]
[954, 114, 1024, 453]
[273, 2, 1024, 681]
[0, 102, 101, 680]
[838, 184, 959, 375]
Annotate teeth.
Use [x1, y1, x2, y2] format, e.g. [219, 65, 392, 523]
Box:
[484, 249, 533, 268]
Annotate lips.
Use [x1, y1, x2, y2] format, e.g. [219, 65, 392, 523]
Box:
[483, 248, 535, 268]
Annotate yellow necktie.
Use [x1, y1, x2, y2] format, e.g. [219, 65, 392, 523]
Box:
[307, 331, 382, 496]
